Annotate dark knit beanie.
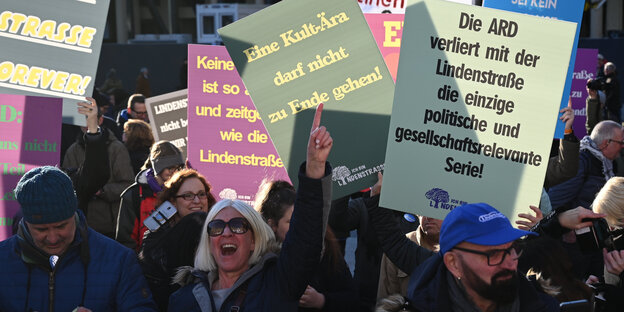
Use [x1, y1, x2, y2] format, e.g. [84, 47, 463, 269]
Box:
[150, 141, 184, 175]
[14, 166, 77, 224]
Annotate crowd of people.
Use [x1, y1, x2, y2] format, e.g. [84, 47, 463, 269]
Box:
[2, 58, 624, 312]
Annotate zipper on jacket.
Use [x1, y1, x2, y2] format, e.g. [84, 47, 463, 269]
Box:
[49, 270, 55, 312]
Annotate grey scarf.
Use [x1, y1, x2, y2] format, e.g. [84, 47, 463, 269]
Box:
[446, 271, 520, 312]
[580, 136, 614, 181]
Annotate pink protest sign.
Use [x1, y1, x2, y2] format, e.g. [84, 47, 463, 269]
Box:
[0, 94, 62, 241]
[365, 13, 404, 81]
[187, 45, 290, 206]
[570, 49, 598, 138]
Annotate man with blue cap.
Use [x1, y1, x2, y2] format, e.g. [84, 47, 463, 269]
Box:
[367, 200, 561, 311]
[414, 202, 556, 312]
[0, 166, 157, 311]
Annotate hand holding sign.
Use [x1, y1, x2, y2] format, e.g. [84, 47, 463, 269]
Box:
[77, 97, 98, 134]
[306, 103, 333, 179]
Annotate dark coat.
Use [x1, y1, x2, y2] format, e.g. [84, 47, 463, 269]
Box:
[547, 149, 607, 212]
[63, 129, 134, 238]
[407, 254, 558, 312]
[0, 212, 157, 311]
[329, 195, 418, 310]
[168, 163, 332, 312]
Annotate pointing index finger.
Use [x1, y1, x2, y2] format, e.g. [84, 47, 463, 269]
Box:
[311, 103, 323, 133]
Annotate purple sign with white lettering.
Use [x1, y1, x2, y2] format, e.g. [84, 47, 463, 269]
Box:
[0, 94, 62, 241]
[187, 45, 290, 206]
[570, 49, 598, 138]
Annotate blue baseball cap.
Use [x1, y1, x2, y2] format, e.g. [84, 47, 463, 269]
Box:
[439, 203, 537, 254]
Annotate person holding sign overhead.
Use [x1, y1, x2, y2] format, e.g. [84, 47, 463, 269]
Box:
[168, 104, 333, 311]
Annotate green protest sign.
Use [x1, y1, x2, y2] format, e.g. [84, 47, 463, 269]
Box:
[380, 0, 576, 221]
[219, 0, 395, 198]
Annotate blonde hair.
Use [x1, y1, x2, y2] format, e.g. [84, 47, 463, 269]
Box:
[194, 199, 276, 272]
[593, 177, 624, 228]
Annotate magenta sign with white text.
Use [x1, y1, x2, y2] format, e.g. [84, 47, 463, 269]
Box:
[0, 94, 62, 240]
[570, 49, 598, 138]
[187, 45, 290, 206]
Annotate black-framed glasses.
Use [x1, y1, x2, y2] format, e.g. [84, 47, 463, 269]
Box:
[175, 191, 208, 201]
[134, 111, 148, 116]
[207, 217, 251, 236]
[453, 242, 523, 266]
[609, 139, 624, 146]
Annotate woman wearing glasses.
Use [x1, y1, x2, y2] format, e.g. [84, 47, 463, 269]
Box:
[169, 104, 333, 311]
[139, 168, 217, 311]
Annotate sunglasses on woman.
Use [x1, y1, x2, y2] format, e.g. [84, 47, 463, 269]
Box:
[207, 217, 251, 236]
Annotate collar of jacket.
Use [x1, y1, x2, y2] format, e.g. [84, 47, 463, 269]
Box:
[16, 210, 90, 272]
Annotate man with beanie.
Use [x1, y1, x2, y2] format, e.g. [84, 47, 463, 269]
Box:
[0, 166, 157, 311]
[116, 140, 185, 250]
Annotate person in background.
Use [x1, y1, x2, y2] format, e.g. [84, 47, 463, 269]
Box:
[377, 215, 442, 300]
[602, 62, 620, 123]
[63, 98, 134, 239]
[255, 179, 358, 311]
[0, 166, 157, 311]
[117, 93, 148, 130]
[116, 140, 185, 251]
[136, 67, 152, 98]
[123, 119, 155, 175]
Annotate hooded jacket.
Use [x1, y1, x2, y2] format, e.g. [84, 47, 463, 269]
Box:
[168, 163, 332, 312]
[0, 211, 158, 311]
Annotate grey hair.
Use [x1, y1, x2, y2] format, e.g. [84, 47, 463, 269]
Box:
[194, 199, 276, 272]
[376, 294, 414, 312]
[591, 120, 622, 145]
[605, 62, 616, 74]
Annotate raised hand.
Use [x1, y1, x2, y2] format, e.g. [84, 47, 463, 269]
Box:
[516, 205, 543, 230]
[306, 103, 333, 179]
[77, 97, 98, 133]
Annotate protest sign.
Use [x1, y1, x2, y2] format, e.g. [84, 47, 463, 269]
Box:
[0, 0, 110, 126]
[145, 89, 188, 159]
[570, 49, 598, 138]
[358, 0, 474, 14]
[219, 0, 395, 199]
[365, 13, 404, 81]
[483, 0, 585, 138]
[380, 0, 576, 221]
[187, 45, 290, 206]
[0, 94, 62, 240]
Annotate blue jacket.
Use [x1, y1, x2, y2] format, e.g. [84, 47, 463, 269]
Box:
[168, 163, 332, 312]
[0, 212, 158, 311]
[407, 254, 559, 312]
[548, 149, 607, 211]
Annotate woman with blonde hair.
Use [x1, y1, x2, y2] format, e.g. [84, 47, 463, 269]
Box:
[588, 177, 624, 311]
[169, 104, 333, 311]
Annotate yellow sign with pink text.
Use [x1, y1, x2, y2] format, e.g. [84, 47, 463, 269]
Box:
[379, 0, 576, 221]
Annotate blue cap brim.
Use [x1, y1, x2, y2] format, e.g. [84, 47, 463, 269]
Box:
[466, 227, 537, 246]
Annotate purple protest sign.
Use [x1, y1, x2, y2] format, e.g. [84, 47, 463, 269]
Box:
[570, 49, 598, 138]
[0, 94, 62, 241]
[188, 45, 290, 206]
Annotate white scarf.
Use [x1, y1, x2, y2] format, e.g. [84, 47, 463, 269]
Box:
[580, 136, 614, 181]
